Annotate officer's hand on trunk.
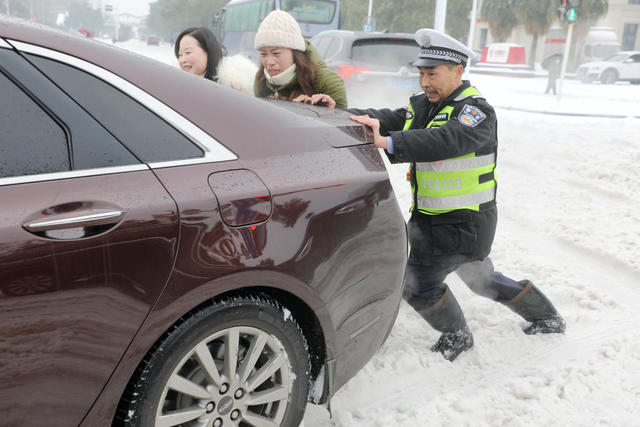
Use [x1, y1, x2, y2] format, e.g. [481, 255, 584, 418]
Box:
[349, 115, 387, 149]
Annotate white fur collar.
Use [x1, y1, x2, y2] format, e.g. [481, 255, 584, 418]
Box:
[216, 55, 259, 95]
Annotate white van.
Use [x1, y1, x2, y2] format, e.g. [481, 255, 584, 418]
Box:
[543, 26, 620, 69]
[578, 27, 620, 64]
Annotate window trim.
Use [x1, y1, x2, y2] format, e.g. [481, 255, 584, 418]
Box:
[6, 40, 238, 168]
[0, 164, 149, 187]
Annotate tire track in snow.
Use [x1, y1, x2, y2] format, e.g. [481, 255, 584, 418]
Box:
[498, 213, 640, 303]
[323, 212, 640, 424]
[326, 313, 640, 425]
[500, 157, 636, 209]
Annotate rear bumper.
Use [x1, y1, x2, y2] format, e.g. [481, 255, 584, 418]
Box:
[319, 182, 408, 399]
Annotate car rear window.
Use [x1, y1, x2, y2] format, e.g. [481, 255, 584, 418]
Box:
[352, 39, 419, 69]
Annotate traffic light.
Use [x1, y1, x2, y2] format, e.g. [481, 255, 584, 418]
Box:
[558, 0, 567, 22]
[558, 0, 580, 23]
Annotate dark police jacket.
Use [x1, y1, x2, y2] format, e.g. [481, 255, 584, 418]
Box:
[349, 81, 498, 268]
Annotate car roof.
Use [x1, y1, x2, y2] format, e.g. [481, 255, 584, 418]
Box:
[223, 0, 265, 5]
[312, 29, 415, 42]
[0, 18, 326, 159]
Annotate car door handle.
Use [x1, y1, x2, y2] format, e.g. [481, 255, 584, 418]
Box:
[23, 209, 124, 232]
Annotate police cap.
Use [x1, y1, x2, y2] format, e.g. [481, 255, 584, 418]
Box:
[413, 28, 474, 68]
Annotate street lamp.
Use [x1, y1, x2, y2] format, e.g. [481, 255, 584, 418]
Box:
[434, 0, 447, 32]
[363, 0, 375, 32]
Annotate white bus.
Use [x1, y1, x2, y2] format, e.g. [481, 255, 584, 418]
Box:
[212, 0, 340, 62]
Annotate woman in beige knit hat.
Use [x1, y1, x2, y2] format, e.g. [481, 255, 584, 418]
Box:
[254, 10, 347, 108]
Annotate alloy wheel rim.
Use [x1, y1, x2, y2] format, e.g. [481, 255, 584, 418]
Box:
[154, 326, 292, 426]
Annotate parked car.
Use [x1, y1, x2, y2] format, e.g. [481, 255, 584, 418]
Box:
[146, 34, 160, 45]
[576, 51, 640, 84]
[0, 19, 407, 426]
[311, 30, 421, 106]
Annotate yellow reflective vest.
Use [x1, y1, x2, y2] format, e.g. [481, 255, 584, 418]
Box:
[404, 86, 497, 215]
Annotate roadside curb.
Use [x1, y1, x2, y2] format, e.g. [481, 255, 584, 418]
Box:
[494, 105, 640, 119]
[468, 67, 577, 79]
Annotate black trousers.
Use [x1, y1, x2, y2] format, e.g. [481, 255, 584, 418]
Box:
[403, 257, 526, 307]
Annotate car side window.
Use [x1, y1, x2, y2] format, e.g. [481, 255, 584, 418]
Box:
[0, 66, 69, 178]
[0, 48, 139, 174]
[27, 54, 204, 163]
[631, 55, 640, 63]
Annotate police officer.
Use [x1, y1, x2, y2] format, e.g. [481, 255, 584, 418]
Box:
[350, 29, 565, 362]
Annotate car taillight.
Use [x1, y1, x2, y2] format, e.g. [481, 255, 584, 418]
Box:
[335, 64, 372, 80]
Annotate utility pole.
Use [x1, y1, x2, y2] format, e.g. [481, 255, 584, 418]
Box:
[434, 0, 447, 32]
[362, 0, 375, 32]
[557, 21, 574, 101]
[5, 0, 10, 15]
[557, 0, 581, 100]
[467, 0, 478, 49]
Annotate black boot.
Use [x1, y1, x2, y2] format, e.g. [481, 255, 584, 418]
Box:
[504, 280, 566, 335]
[430, 327, 474, 361]
[406, 286, 474, 362]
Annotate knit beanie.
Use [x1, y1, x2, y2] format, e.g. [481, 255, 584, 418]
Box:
[254, 10, 306, 52]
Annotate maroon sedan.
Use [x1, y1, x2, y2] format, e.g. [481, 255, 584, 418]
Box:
[0, 19, 407, 426]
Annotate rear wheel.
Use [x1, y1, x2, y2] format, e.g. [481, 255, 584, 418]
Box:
[120, 295, 310, 427]
[631, 80, 640, 85]
[600, 69, 618, 84]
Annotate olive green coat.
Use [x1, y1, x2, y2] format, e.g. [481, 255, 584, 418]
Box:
[254, 41, 347, 109]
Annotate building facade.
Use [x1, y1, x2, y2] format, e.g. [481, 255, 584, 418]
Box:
[469, 0, 640, 67]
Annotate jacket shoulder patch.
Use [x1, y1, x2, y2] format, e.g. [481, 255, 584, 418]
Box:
[405, 108, 414, 119]
[457, 104, 486, 128]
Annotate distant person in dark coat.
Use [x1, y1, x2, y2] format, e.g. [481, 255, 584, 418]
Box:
[543, 54, 562, 95]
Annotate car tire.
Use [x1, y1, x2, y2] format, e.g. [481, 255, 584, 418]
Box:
[120, 295, 310, 427]
[600, 69, 618, 84]
[631, 80, 640, 85]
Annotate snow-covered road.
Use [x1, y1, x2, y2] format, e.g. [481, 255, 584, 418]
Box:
[304, 109, 640, 427]
[305, 84, 640, 427]
[121, 39, 640, 426]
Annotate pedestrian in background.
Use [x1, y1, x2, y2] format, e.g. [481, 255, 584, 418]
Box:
[253, 10, 347, 108]
[543, 54, 562, 95]
[350, 29, 565, 362]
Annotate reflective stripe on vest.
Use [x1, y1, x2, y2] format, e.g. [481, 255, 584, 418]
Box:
[405, 86, 497, 215]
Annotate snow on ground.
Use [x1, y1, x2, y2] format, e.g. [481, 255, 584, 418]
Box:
[305, 71, 640, 427]
[120, 40, 640, 426]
